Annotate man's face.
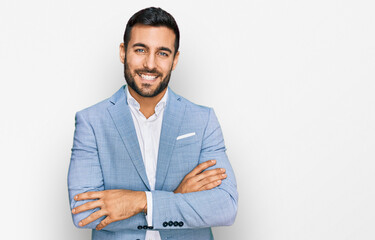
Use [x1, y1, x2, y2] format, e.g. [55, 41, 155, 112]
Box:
[120, 24, 179, 98]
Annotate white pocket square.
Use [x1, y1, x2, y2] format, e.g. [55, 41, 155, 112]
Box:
[176, 132, 196, 140]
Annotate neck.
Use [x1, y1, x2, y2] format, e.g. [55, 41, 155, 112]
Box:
[128, 87, 167, 119]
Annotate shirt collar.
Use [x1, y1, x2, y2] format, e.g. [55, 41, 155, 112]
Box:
[126, 85, 168, 117]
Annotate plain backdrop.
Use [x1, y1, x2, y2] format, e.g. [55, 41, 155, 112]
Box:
[1, 0, 374, 239]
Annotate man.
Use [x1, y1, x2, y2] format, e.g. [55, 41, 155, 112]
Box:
[68, 7, 238, 240]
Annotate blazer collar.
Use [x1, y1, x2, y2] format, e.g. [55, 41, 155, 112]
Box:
[107, 86, 151, 190]
[155, 88, 186, 190]
[107, 85, 186, 190]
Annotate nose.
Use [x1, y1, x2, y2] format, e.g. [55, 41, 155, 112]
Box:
[144, 53, 156, 70]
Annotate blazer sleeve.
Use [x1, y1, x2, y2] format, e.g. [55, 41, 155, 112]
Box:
[151, 108, 238, 229]
[67, 111, 147, 231]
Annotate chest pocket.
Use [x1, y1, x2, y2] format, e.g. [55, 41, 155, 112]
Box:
[174, 133, 199, 149]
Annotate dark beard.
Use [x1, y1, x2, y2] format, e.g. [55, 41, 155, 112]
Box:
[124, 56, 172, 98]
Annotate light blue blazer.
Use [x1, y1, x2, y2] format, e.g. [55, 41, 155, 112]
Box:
[68, 86, 238, 240]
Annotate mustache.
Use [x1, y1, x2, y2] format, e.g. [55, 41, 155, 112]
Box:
[135, 68, 161, 76]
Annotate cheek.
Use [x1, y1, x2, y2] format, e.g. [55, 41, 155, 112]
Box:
[159, 61, 174, 73]
[126, 54, 144, 69]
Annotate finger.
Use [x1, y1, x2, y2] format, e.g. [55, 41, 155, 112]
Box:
[186, 160, 216, 177]
[195, 168, 225, 182]
[79, 210, 106, 227]
[198, 173, 227, 187]
[96, 216, 112, 231]
[199, 179, 223, 191]
[75, 191, 103, 201]
[72, 200, 102, 214]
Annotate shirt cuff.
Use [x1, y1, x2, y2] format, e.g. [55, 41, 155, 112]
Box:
[145, 191, 153, 227]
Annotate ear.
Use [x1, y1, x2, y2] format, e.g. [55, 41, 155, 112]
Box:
[119, 43, 125, 64]
[172, 51, 180, 70]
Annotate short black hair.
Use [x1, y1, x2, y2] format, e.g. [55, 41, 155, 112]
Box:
[123, 7, 180, 55]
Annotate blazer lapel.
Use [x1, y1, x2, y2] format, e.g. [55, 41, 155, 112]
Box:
[107, 87, 151, 190]
[155, 89, 186, 190]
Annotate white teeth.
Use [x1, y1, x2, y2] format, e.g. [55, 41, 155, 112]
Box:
[140, 74, 157, 80]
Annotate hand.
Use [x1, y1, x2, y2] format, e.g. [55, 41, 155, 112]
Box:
[174, 160, 227, 194]
[72, 189, 146, 230]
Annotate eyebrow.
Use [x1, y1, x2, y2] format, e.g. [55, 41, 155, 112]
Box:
[158, 47, 172, 54]
[132, 43, 172, 54]
[132, 43, 147, 49]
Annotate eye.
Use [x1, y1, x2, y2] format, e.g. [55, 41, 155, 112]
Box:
[158, 52, 169, 57]
[135, 48, 145, 53]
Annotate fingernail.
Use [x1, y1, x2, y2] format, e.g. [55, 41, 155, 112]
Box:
[72, 209, 76, 214]
[211, 160, 215, 163]
[217, 180, 221, 184]
[79, 221, 83, 226]
[75, 195, 78, 200]
[221, 168, 225, 172]
[222, 174, 227, 178]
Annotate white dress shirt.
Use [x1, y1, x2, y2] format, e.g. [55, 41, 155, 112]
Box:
[126, 86, 166, 240]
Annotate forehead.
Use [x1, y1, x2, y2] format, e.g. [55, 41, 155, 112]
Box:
[129, 24, 176, 51]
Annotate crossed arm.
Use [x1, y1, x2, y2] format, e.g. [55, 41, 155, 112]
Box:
[69, 108, 237, 231]
[72, 160, 227, 230]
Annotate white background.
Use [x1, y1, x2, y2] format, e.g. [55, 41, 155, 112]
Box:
[1, 0, 374, 239]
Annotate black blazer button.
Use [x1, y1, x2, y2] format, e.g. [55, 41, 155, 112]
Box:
[163, 222, 168, 227]
[173, 221, 179, 226]
[148, 226, 154, 230]
[137, 225, 142, 230]
[178, 221, 184, 227]
[168, 221, 173, 226]
[142, 225, 148, 229]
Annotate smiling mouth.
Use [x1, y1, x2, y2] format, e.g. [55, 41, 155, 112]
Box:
[139, 73, 158, 81]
